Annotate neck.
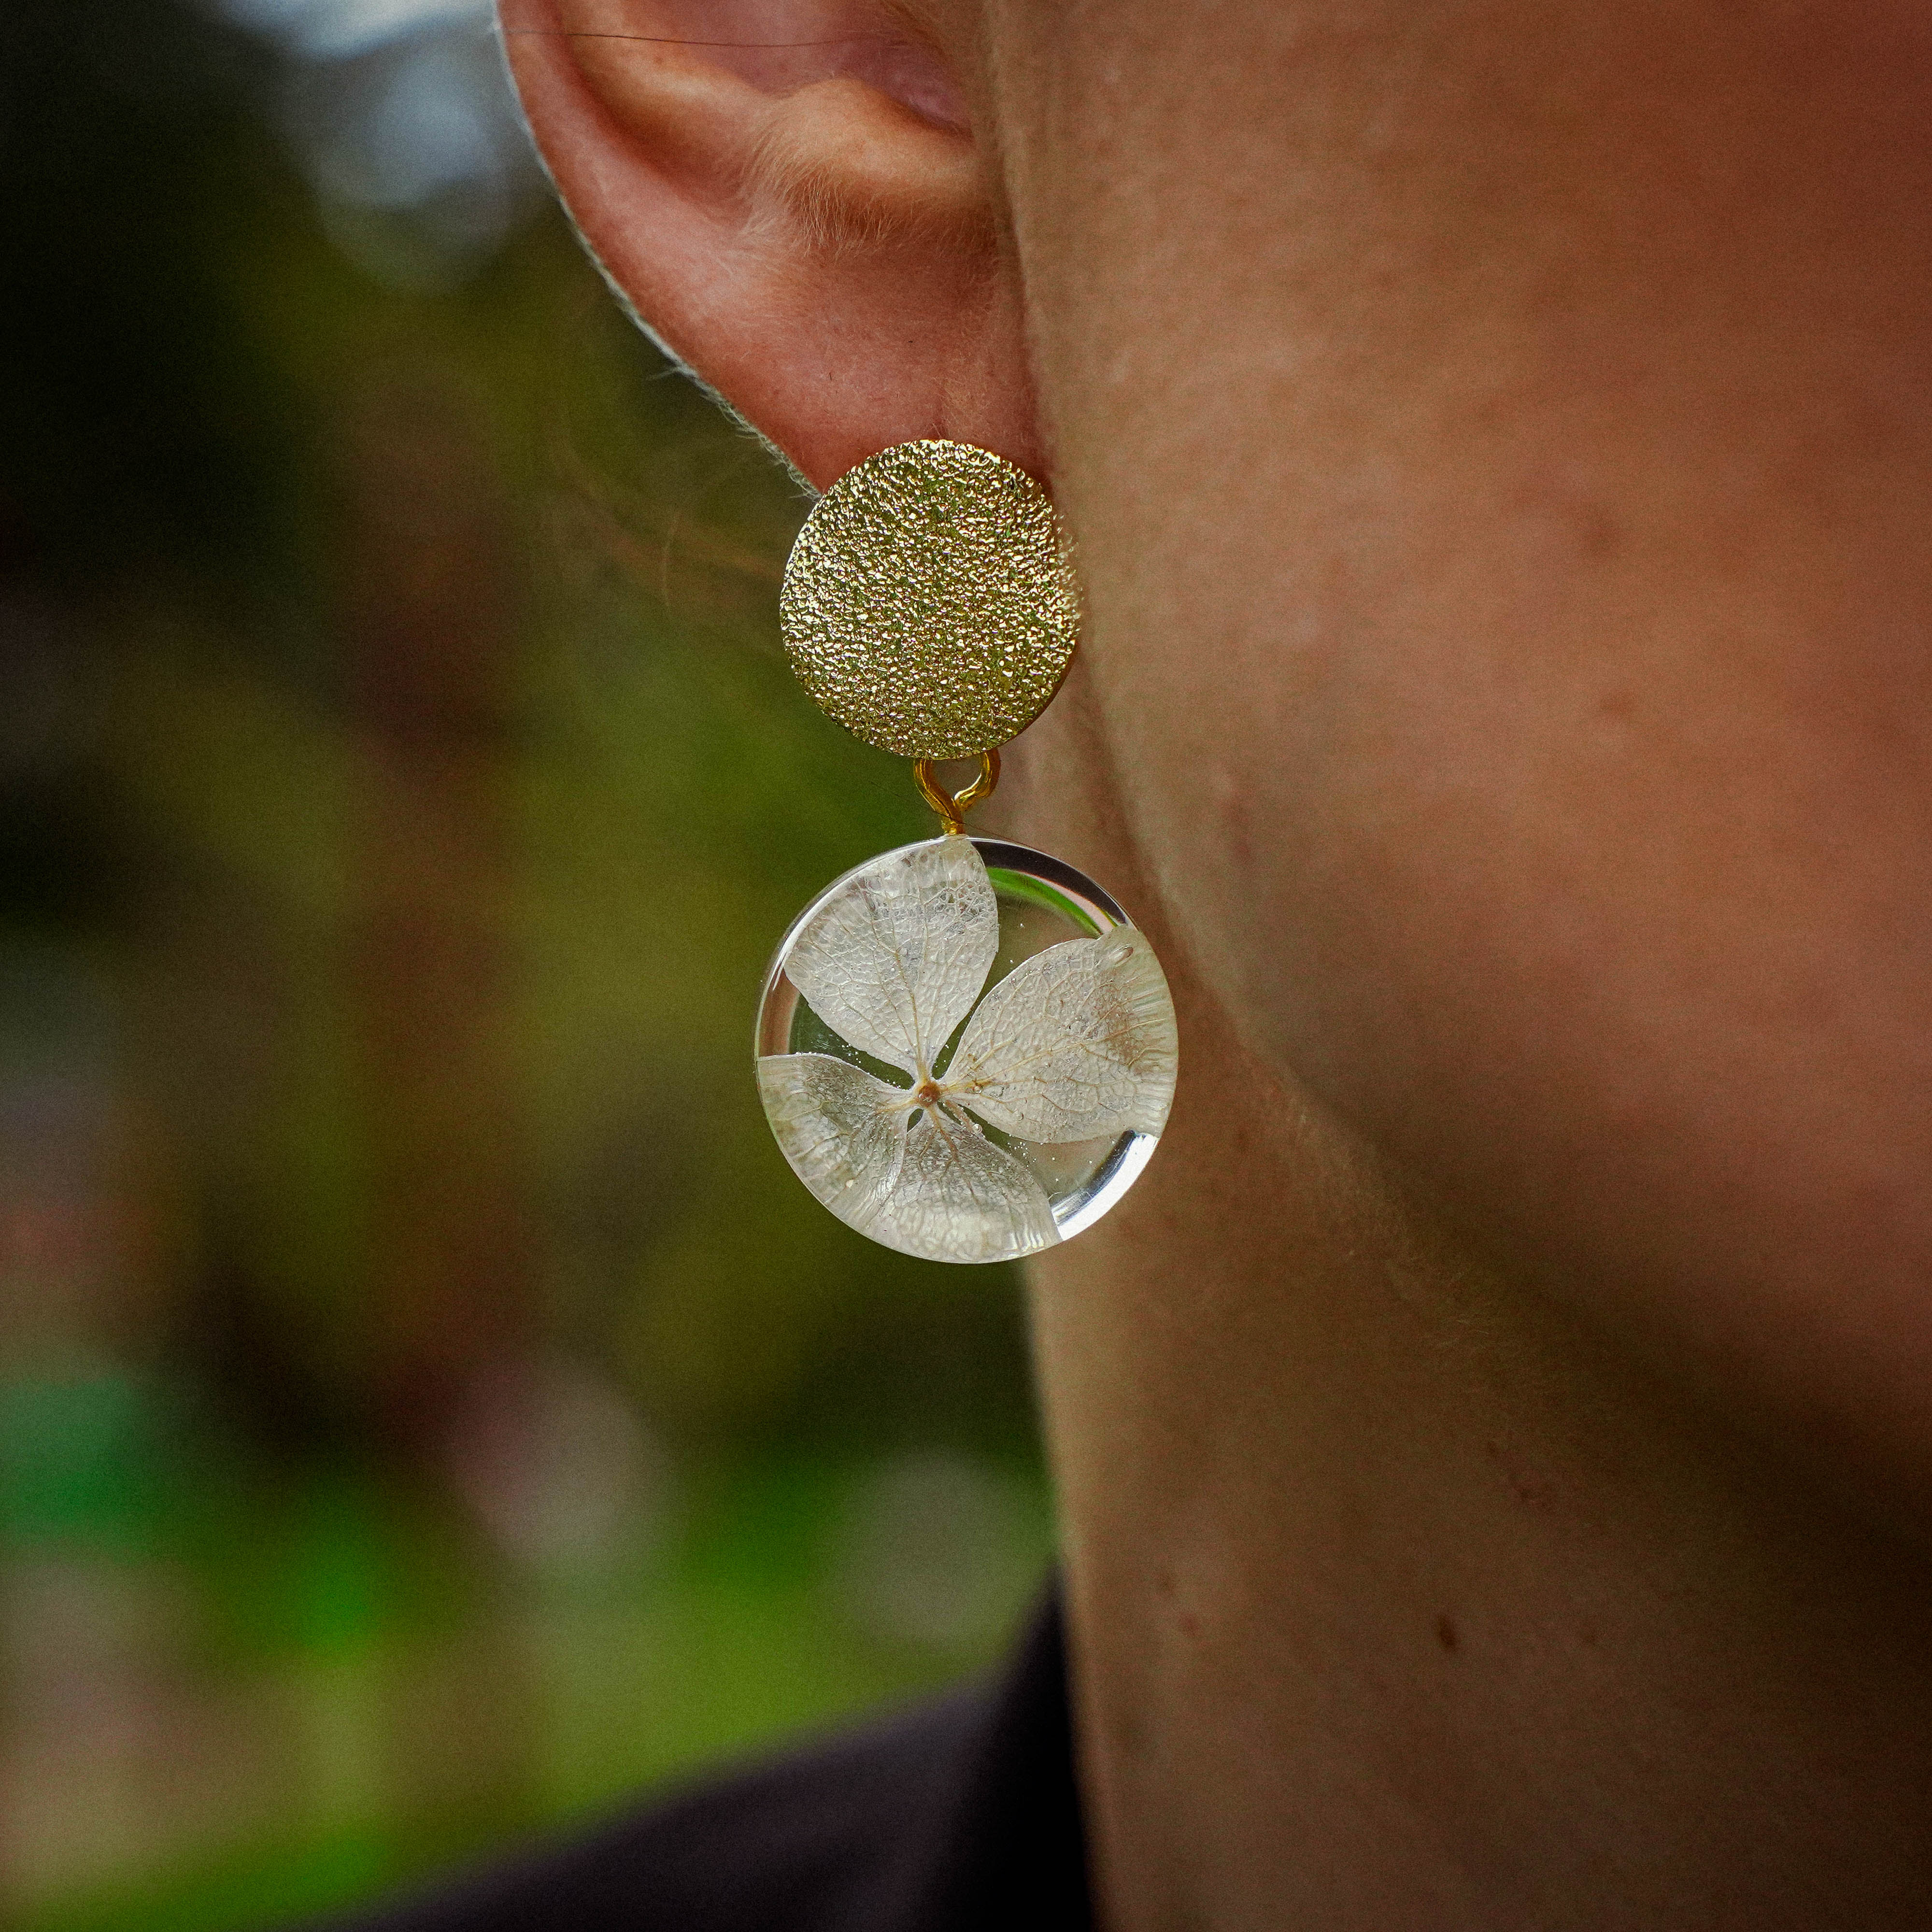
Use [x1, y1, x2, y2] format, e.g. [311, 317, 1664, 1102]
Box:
[1006, 718, 1932, 1932]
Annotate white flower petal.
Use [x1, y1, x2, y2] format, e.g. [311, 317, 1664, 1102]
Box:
[942, 930, 1177, 1145]
[783, 839, 999, 1078]
[867, 1104, 1060, 1264]
[757, 1052, 910, 1233]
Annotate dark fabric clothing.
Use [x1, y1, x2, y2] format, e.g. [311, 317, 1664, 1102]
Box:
[320, 1598, 1092, 1932]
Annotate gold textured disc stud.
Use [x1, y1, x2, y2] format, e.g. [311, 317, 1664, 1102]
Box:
[779, 440, 1081, 760]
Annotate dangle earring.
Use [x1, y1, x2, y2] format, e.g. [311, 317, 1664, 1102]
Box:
[755, 440, 1179, 1264]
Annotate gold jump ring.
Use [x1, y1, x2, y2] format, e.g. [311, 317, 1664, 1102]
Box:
[913, 750, 1001, 835]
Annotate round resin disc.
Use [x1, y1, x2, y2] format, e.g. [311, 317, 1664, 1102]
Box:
[755, 836, 1178, 1265]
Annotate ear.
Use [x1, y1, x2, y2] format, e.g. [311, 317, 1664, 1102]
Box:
[499, 0, 1039, 489]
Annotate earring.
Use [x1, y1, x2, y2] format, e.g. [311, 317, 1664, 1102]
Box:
[755, 440, 1178, 1265]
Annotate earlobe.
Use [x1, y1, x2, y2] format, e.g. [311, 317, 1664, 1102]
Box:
[499, 0, 1039, 486]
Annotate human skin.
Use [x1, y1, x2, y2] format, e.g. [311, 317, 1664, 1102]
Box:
[503, 3, 1932, 1925]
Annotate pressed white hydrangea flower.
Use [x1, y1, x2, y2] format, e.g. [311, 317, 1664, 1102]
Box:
[757, 838, 1177, 1264]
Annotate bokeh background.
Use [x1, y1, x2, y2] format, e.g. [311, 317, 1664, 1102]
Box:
[0, 4, 1051, 1924]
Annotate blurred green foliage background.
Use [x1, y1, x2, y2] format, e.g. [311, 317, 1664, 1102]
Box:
[0, 4, 1049, 1924]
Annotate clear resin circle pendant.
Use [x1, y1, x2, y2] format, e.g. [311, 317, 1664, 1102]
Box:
[756, 836, 1178, 1264]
